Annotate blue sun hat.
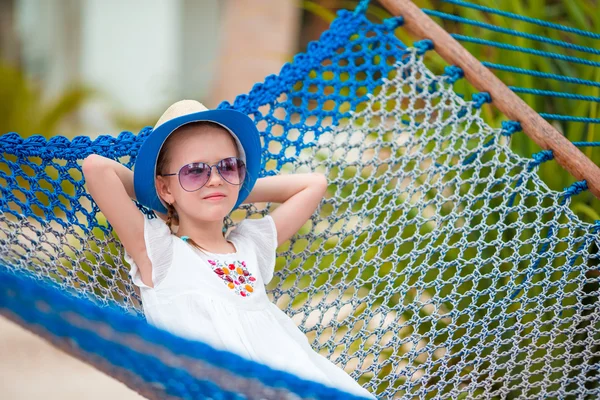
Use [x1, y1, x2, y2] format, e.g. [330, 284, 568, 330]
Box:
[133, 100, 262, 215]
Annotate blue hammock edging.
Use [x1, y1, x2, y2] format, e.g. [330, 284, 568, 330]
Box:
[0, 265, 375, 400]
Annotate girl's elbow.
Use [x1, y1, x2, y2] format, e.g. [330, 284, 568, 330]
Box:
[82, 155, 114, 181]
[82, 154, 102, 176]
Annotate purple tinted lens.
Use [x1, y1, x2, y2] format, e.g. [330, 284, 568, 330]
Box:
[218, 157, 246, 185]
[179, 163, 209, 191]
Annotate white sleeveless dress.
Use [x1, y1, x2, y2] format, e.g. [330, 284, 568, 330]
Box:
[123, 214, 375, 399]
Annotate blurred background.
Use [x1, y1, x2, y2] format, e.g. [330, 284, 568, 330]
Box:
[1, 0, 598, 398]
[0, 0, 315, 138]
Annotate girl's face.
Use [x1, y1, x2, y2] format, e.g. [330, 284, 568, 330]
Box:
[156, 124, 242, 222]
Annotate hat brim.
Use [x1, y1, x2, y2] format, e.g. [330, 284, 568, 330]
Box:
[133, 109, 262, 215]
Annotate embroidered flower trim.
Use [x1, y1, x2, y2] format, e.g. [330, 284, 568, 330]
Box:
[207, 259, 256, 297]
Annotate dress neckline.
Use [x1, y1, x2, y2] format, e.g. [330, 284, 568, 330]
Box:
[176, 235, 240, 256]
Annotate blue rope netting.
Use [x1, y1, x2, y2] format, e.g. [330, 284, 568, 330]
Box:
[484, 62, 600, 88]
[2, 1, 600, 399]
[422, 9, 600, 56]
[441, 0, 600, 40]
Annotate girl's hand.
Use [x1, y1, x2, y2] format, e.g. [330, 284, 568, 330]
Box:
[242, 173, 328, 247]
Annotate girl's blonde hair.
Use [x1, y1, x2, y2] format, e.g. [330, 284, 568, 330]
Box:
[156, 121, 247, 255]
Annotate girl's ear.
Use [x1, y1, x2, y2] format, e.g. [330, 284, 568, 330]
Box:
[156, 176, 174, 205]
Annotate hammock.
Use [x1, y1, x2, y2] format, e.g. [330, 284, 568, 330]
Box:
[2, 0, 600, 398]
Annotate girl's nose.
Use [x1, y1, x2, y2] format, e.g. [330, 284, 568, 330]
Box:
[206, 165, 224, 186]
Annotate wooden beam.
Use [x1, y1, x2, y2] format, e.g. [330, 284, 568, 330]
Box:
[379, 0, 600, 200]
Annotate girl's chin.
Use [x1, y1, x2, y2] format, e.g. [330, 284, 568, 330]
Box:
[201, 199, 234, 207]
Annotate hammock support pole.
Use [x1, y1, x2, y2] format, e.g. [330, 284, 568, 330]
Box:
[379, 0, 600, 200]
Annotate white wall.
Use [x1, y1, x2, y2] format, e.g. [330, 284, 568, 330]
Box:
[16, 0, 222, 134]
[81, 0, 182, 116]
[16, 0, 82, 101]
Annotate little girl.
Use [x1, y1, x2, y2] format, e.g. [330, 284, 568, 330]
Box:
[83, 100, 375, 399]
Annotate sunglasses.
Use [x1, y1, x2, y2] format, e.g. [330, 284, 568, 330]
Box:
[159, 157, 246, 192]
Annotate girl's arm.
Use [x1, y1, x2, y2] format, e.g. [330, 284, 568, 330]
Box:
[242, 173, 328, 247]
[82, 155, 166, 287]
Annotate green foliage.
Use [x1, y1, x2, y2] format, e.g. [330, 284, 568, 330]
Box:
[0, 63, 94, 138]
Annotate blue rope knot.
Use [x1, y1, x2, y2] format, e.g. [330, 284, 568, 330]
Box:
[501, 120, 522, 137]
[564, 180, 588, 197]
[383, 16, 404, 30]
[531, 149, 554, 165]
[593, 221, 600, 234]
[472, 92, 492, 109]
[443, 65, 464, 83]
[414, 39, 434, 55]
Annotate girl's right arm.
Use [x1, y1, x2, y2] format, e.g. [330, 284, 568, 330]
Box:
[82, 154, 164, 288]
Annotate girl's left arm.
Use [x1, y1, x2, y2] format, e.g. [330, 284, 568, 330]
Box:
[242, 173, 328, 247]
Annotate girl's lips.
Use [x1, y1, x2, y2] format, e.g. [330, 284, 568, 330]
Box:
[204, 195, 226, 200]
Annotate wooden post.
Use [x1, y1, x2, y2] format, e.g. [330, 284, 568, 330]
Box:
[379, 0, 600, 200]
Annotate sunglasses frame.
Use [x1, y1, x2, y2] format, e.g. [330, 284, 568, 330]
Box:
[158, 156, 246, 192]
